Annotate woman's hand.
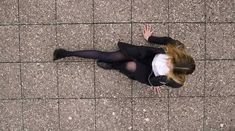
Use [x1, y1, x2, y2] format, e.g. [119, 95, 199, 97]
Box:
[149, 86, 162, 96]
[143, 25, 154, 41]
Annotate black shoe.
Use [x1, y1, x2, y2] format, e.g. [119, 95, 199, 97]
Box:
[97, 61, 113, 69]
[53, 48, 70, 61]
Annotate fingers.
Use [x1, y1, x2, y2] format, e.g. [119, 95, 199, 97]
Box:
[153, 86, 161, 96]
[144, 24, 155, 33]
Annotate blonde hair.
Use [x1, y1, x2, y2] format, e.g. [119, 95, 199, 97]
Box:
[162, 41, 195, 84]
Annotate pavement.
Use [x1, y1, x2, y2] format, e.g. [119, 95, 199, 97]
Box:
[0, 0, 234, 130]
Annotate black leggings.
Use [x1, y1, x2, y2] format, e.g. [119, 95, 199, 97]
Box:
[57, 49, 152, 84]
[68, 50, 130, 62]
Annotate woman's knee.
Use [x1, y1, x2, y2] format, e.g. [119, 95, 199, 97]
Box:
[126, 61, 136, 72]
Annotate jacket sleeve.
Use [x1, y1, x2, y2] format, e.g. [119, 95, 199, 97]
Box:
[148, 36, 175, 45]
[148, 36, 186, 50]
[118, 42, 165, 59]
[149, 75, 183, 88]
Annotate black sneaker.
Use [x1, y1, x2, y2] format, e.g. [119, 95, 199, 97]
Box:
[53, 48, 69, 61]
[97, 60, 113, 69]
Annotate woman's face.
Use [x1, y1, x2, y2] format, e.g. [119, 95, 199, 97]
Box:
[167, 59, 173, 70]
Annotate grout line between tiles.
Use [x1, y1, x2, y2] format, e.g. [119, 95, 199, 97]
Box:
[0, 21, 234, 27]
[54, 0, 61, 130]
[92, 0, 97, 130]
[1, 95, 235, 101]
[203, 0, 207, 130]
[167, 0, 170, 130]
[130, 0, 134, 130]
[17, 0, 24, 130]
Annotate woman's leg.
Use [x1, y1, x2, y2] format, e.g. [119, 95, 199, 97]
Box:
[53, 48, 130, 62]
[112, 61, 152, 84]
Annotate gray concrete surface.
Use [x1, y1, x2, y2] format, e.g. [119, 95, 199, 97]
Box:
[0, 0, 234, 130]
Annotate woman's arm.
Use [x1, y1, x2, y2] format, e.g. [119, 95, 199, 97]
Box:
[147, 36, 175, 45]
[143, 25, 179, 45]
[149, 75, 183, 88]
[118, 42, 165, 59]
[143, 25, 175, 45]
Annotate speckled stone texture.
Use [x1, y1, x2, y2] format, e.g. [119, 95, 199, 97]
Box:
[19, 0, 55, 23]
[132, 0, 168, 22]
[0, 0, 234, 130]
[205, 61, 235, 96]
[94, 24, 131, 51]
[60, 99, 95, 130]
[206, 24, 235, 59]
[0, 0, 18, 24]
[0, 26, 19, 62]
[0, 100, 22, 130]
[169, 97, 204, 131]
[0, 63, 20, 99]
[21, 63, 57, 98]
[169, 0, 205, 22]
[57, 0, 93, 23]
[58, 62, 94, 98]
[205, 97, 235, 130]
[94, 0, 131, 22]
[206, 0, 235, 22]
[20, 25, 56, 62]
[23, 99, 59, 130]
[133, 98, 168, 130]
[96, 99, 132, 130]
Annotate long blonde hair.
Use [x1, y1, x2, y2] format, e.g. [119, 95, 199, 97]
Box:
[163, 41, 195, 84]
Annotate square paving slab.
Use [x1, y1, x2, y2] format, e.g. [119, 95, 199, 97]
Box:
[133, 98, 168, 130]
[205, 61, 235, 96]
[0, 0, 18, 24]
[169, 0, 205, 22]
[0, 100, 22, 130]
[206, 24, 235, 59]
[21, 63, 57, 98]
[0, 63, 21, 99]
[96, 99, 132, 131]
[205, 97, 235, 130]
[0, 26, 19, 62]
[23, 99, 59, 130]
[60, 99, 95, 131]
[169, 97, 204, 131]
[132, 0, 168, 22]
[20, 25, 56, 62]
[19, 0, 55, 23]
[58, 62, 94, 98]
[206, 0, 235, 22]
[94, 0, 131, 22]
[57, 0, 93, 23]
[94, 24, 131, 51]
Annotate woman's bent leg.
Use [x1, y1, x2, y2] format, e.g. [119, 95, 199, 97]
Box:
[112, 61, 152, 84]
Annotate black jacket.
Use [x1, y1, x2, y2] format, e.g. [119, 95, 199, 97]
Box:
[118, 36, 183, 88]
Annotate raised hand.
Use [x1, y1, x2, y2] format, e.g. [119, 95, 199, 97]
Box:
[143, 25, 154, 41]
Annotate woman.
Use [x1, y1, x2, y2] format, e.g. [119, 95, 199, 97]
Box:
[53, 25, 195, 94]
